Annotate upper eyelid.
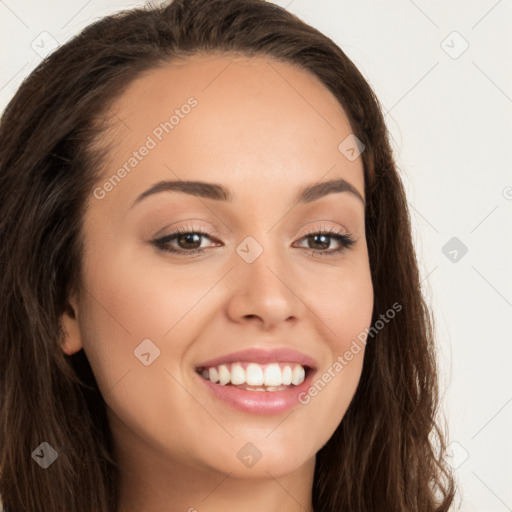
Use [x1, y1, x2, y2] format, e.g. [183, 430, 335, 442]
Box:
[154, 225, 355, 246]
[155, 227, 351, 241]
[155, 220, 352, 238]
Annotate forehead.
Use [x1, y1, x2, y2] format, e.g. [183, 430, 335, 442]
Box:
[112, 52, 346, 125]
[92, 53, 364, 213]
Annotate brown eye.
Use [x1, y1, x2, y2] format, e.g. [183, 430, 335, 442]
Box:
[151, 226, 355, 258]
[152, 227, 221, 256]
[293, 228, 356, 257]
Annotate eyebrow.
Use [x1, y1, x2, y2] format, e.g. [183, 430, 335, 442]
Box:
[129, 177, 365, 209]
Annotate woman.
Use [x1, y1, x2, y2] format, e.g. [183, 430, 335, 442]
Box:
[0, 0, 456, 511]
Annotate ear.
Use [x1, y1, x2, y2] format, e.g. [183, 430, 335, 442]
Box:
[60, 294, 84, 355]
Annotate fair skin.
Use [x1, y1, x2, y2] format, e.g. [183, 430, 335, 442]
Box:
[61, 54, 373, 512]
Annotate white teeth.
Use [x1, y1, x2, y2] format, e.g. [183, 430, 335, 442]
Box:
[263, 363, 282, 386]
[208, 367, 219, 383]
[230, 363, 245, 385]
[218, 364, 230, 386]
[291, 364, 305, 385]
[239, 385, 289, 392]
[282, 365, 293, 385]
[245, 363, 264, 386]
[199, 361, 308, 389]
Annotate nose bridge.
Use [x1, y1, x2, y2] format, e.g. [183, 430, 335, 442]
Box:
[226, 230, 304, 326]
[238, 232, 285, 286]
[237, 216, 288, 271]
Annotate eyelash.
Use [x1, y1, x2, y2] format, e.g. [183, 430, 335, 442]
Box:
[151, 223, 356, 258]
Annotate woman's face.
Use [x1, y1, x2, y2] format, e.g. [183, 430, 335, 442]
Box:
[62, 54, 373, 480]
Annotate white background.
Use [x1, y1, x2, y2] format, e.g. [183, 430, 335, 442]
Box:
[1, 1, 511, 510]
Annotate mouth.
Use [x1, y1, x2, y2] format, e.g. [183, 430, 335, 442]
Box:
[195, 361, 312, 392]
[193, 348, 317, 415]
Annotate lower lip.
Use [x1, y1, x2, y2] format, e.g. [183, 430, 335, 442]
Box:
[195, 370, 316, 415]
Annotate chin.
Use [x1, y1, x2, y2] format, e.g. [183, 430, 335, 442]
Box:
[198, 435, 317, 479]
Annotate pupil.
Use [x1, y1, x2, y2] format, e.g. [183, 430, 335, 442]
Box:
[180, 233, 201, 249]
[310, 234, 329, 250]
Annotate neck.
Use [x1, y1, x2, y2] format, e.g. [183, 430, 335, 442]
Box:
[118, 465, 315, 512]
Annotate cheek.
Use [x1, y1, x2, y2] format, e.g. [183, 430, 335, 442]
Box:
[317, 274, 374, 344]
[301, 246, 374, 353]
[77, 251, 208, 458]
[294, 253, 373, 434]
[75, 242, 192, 400]
[80, 242, 209, 348]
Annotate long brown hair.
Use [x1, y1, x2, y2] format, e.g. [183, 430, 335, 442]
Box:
[0, 1, 456, 510]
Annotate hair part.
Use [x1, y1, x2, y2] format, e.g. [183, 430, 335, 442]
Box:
[0, 1, 456, 511]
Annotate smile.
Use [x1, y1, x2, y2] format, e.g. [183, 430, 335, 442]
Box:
[194, 348, 317, 415]
[196, 361, 308, 391]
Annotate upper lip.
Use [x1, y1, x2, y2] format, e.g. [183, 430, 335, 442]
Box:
[195, 347, 317, 370]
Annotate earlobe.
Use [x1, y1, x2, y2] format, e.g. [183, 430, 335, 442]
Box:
[59, 296, 84, 356]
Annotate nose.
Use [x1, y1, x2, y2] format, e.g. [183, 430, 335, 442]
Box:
[225, 239, 306, 330]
